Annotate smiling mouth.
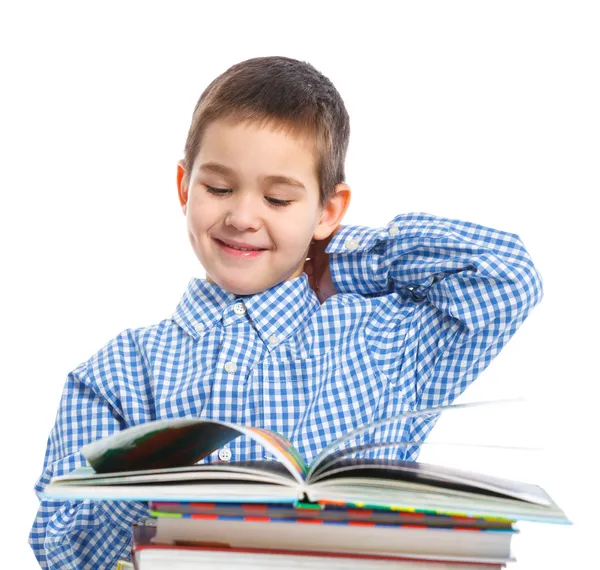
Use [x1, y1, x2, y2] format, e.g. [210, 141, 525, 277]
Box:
[214, 238, 268, 257]
[215, 239, 267, 251]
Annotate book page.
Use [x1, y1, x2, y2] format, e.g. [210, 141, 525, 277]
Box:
[81, 418, 307, 482]
[311, 441, 543, 481]
[243, 427, 308, 481]
[308, 458, 553, 505]
[308, 399, 523, 479]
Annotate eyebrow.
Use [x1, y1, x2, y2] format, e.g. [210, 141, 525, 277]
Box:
[198, 161, 306, 190]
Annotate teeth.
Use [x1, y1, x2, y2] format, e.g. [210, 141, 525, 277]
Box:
[225, 242, 259, 251]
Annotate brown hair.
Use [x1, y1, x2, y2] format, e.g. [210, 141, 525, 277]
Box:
[182, 56, 350, 205]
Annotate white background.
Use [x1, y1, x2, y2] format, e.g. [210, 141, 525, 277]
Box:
[1, 1, 598, 568]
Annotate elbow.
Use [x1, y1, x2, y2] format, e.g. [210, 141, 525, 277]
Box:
[510, 233, 544, 312]
[492, 263, 543, 333]
[455, 263, 543, 335]
[516, 259, 544, 317]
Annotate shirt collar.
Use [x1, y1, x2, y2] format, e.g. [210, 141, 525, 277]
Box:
[172, 275, 321, 346]
[172, 279, 235, 340]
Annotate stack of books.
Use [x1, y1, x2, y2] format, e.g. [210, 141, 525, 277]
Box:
[131, 500, 516, 569]
[42, 404, 570, 569]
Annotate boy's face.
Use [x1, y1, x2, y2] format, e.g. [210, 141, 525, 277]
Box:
[177, 119, 348, 295]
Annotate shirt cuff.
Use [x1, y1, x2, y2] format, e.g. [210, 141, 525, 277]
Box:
[325, 222, 399, 295]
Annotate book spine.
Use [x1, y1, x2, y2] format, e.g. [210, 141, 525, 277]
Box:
[317, 500, 514, 523]
[149, 511, 514, 533]
[131, 521, 159, 569]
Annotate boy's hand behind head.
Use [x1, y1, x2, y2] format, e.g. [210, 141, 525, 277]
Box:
[304, 226, 342, 304]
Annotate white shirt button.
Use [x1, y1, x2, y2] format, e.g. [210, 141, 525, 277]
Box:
[224, 362, 237, 373]
[194, 324, 204, 333]
[233, 303, 246, 316]
[344, 238, 360, 250]
[218, 448, 232, 462]
[388, 225, 400, 236]
[268, 334, 279, 346]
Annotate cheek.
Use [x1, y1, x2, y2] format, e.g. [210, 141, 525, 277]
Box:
[187, 197, 212, 232]
[274, 210, 319, 250]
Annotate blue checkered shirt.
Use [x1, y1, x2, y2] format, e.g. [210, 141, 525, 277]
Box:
[30, 213, 542, 569]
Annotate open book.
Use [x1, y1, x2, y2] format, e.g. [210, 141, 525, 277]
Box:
[42, 401, 569, 524]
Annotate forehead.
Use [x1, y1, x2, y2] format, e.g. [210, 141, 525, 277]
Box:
[195, 119, 318, 183]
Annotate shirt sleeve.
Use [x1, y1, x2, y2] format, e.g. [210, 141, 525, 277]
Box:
[326, 212, 543, 410]
[29, 343, 150, 570]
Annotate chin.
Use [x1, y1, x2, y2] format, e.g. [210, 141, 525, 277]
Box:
[213, 274, 273, 296]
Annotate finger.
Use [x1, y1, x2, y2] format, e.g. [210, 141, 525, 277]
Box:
[304, 257, 313, 277]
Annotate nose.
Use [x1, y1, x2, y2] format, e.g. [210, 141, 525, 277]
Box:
[224, 192, 262, 232]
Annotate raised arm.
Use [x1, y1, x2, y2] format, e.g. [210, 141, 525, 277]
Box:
[326, 212, 543, 409]
[30, 339, 150, 569]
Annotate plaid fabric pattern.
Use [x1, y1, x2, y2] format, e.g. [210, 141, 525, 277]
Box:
[30, 213, 543, 569]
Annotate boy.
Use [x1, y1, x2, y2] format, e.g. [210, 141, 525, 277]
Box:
[29, 55, 543, 569]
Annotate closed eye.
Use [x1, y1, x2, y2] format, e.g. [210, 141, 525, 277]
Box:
[266, 197, 293, 207]
[206, 186, 231, 196]
[207, 186, 292, 207]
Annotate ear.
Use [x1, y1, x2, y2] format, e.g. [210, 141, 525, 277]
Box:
[176, 160, 189, 215]
[313, 183, 352, 241]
